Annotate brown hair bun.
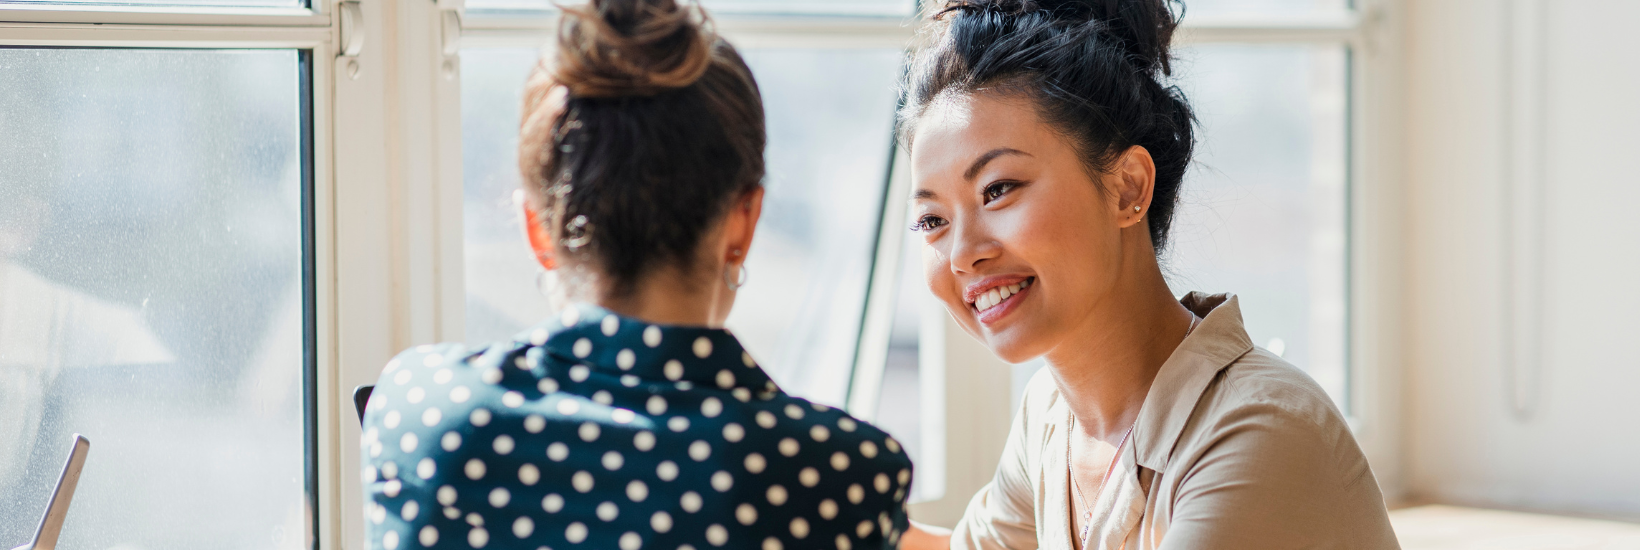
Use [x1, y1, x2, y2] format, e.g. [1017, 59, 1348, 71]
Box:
[553, 0, 715, 98]
[519, 0, 765, 298]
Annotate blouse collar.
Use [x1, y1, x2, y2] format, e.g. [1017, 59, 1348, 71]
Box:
[519, 303, 780, 398]
[1131, 292, 1256, 471]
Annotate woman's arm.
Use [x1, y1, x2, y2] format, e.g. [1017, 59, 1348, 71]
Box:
[901, 522, 952, 550]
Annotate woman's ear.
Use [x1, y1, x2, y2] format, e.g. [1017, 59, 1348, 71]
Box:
[516, 189, 558, 271]
[721, 186, 765, 262]
[1111, 145, 1157, 229]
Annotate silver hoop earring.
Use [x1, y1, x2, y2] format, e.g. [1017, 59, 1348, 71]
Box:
[724, 263, 749, 291]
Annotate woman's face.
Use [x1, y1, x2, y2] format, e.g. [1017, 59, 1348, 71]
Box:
[909, 92, 1141, 362]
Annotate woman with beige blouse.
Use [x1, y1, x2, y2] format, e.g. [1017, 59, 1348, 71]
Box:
[896, 1, 1399, 549]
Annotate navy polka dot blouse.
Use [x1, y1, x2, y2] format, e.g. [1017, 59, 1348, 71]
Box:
[361, 304, 913, 550]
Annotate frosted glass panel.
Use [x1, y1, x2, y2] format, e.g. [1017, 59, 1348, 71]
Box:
[1167, 44, 1350, 410]
[0, 49, 310, 549]
[460, 47, 902, 407]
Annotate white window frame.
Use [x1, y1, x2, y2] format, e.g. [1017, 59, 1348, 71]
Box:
[0, 0, 468, 547]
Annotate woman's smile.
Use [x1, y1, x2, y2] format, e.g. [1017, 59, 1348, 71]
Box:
[967, 275, 1035, 325]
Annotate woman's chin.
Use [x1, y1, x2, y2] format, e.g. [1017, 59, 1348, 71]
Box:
[947, 301, 1048, 364]
[980, 325, 1047, 365]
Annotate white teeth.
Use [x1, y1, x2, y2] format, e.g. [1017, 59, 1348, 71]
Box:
[974, 279, 1034, 313]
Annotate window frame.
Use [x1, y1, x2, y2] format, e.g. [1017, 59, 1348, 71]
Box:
[0, 3, 352, 549]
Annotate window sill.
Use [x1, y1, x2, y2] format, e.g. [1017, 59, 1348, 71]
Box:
[1392, 505, 1640, 549]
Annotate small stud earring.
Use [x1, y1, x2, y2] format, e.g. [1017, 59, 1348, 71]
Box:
[1134, 206, 1142, 213]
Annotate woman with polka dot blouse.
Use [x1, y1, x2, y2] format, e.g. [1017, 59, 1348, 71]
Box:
[360, 0, 913, 549]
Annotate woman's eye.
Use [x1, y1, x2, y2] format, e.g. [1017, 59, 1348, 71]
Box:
[982, 181, 1020, 204]
[910, 215, 947, 233]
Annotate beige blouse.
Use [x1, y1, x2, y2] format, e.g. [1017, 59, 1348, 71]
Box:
[951, 293, 1399, 550]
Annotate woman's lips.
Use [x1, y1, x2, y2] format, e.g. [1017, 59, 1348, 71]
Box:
[974, 277, 1033, 325]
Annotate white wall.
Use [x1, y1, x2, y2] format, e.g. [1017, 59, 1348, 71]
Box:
[1402, 0, 1640, 520]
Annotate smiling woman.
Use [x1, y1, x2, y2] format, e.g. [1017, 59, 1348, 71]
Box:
[894, 1, 1397, 549]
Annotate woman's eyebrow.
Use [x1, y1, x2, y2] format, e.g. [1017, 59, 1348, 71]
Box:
[913, 147, 1032, 201]
[964, 147, 1031, 180]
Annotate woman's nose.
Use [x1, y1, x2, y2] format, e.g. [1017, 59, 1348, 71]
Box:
[946, 217, 1003, 274]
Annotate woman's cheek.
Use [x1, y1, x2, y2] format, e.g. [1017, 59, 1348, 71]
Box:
[923, 243, 964, 312]
[1015, 192, 1103, 267]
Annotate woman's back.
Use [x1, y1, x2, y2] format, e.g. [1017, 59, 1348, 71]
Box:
[363, 304, 913, 549]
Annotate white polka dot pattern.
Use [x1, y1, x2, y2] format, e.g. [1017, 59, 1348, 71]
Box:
[360, 305, 913, 550]
[656, 461, 678, 481]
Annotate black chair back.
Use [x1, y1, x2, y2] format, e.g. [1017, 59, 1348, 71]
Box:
[353, 385, 374, 426]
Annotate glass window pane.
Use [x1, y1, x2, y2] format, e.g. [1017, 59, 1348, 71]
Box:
[728, 48, 900, 406]
[0, 49, 310, 549]
[464, 0, 914, 16]
[1182, 0, 1349, 18]
[698, 0, 913, 15]
[460, 47, 902, 407]
[1167, 44, 1350, 410]
[460, 48, 551, 344]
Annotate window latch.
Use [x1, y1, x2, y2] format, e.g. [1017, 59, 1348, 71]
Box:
[437, 0, 463, 79]
[338, 0, 365, 58]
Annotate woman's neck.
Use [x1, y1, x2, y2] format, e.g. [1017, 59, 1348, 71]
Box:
[594, 266, 730, 328]
[1043, 251, 1194, 447]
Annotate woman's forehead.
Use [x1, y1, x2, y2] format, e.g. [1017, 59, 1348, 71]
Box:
[910, 94, 1063, 184]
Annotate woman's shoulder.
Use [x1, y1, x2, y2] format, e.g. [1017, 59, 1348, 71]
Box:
[366, 340, 518, 415]
[1165, 349, 1394, 542]
[713, 391, 916, 491]
[1189, 347, 1357, 456]
[1216, 349, 1346, 422]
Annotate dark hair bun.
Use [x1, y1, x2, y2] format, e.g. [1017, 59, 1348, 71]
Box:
[554, 0, 716, 97]
[938, 0, 1180, 75]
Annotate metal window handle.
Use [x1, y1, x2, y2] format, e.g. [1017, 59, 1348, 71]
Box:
[11, 434, 91, 550]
